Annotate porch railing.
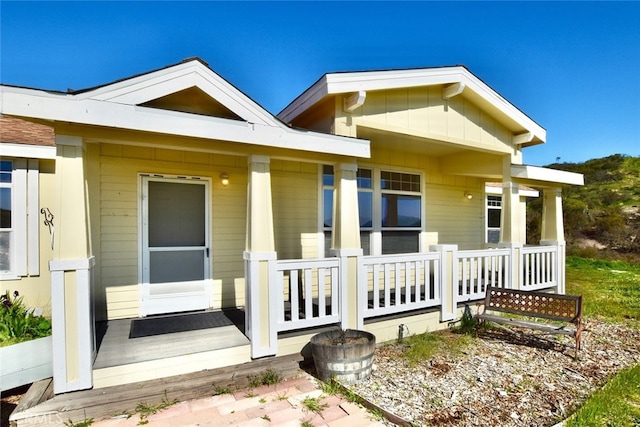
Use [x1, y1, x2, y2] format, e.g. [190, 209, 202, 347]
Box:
[454, 248, 511, 302]
[358, 252, 441, 321]
[521, 245, 558, 290]
[273, 258, 341, 332]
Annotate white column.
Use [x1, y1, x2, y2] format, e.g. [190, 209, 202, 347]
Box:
[500, 182, 522, 244]
[541, 187, 566, 293]
[331, 163, 362, 330]
[244, 155, 277, 358]
[50, 135, 94, 393]
[541, 187, 564, 242]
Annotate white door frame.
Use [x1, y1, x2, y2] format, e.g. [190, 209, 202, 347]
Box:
[138, 174, 212, 317]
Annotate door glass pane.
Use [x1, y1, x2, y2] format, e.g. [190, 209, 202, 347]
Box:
[148, 182, 205, 247]
[150, 250, 205, 283]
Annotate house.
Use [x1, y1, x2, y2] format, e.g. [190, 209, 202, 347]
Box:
[0, 115, 56, 310]
[0, 58, 583, 395]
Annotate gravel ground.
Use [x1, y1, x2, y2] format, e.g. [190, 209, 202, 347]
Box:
[351, 318, 640, 426]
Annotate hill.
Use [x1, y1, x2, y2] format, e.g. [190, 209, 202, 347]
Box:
[526, 154, 640, 261]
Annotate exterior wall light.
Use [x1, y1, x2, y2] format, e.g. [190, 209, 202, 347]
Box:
[220, 173, 229, 186]
[464, 191, 473, 200]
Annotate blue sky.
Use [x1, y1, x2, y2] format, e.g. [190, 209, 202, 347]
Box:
[1, 1, 638, 166]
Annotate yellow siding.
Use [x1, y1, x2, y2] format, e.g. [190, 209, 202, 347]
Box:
[271, 160, 319, 260]
[5, 160, 56, 317]
[95, 144, 248, 319]
[353, 86, 513, 152]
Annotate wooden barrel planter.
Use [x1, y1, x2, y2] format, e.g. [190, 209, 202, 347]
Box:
[310, 329, 376, 385]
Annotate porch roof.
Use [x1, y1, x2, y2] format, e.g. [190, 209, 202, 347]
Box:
[0, 58, 370, 159]
[278, 66, 546, 148]
[511, 164, 584, 187]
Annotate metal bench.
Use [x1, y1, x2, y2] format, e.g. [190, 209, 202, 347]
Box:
[475, 286, 583, 358]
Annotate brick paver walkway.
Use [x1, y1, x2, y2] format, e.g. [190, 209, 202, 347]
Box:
[92, 374, 385, 426]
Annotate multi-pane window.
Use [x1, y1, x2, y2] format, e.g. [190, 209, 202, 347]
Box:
[323, 166, 373, 256]
[0, 161, 13, 273]
[486, 195, 502, 244]
[323, 166, 422, 256]
[380, 171, 421, 254]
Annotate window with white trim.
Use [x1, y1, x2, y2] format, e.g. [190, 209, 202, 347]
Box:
[0, 159, 39, 279]
[0, 161, 13, 274]
[486, 195, 501, 244]
[322, 166, 422, 256]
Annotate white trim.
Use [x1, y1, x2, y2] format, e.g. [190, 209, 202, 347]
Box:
[278, 66, 546, 145]
[139, 175, 212, 317]
[49, 257, 95, 271]
[485, 184, 539, 198]
[13, 160, 27, 276]
[27, 159, 39, 276]
[2, 89, 370, 158]
[80, 60, 277, 127]
[0, 143, 56, 159]
[51, 269, 67, 394]
[511, 164, 584, 186]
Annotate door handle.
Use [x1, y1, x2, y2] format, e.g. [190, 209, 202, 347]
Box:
[206, 248, 210, 258]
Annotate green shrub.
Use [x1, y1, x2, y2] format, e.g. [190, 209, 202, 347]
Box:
[0, 290, 52, 346]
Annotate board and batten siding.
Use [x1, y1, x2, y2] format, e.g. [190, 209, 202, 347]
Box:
[97, 143, 247, 320]
[335, 86, 513, 153]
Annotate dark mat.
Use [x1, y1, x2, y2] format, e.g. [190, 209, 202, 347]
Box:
[129, 309, 244, 339]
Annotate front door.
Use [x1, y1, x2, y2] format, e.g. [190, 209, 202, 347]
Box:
[140, 176, 211, 316]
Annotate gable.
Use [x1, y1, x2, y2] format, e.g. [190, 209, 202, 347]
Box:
[139, 86, 242, 120]
[279, 66, 546, 148]
[356, 86, 514, 154]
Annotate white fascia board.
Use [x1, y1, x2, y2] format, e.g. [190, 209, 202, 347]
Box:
[511, 164, 584, 186]
[485, 185, 539, 198]
[279, 67, 546, 143]
[1, 88, 370, 158]
[78, 61, 278, 127]
[0, 142, 56, 159]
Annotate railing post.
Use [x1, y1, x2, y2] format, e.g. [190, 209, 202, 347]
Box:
[541, 240, 565, 294]
[334, 249, 363, 330]
[49, 257, 95, 394]
[498, 243, 522, 290]
[430, 244, 458, 322]
[244, 252, 278, 358]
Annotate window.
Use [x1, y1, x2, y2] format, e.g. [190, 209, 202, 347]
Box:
[0, 158, 39, 279]
[323, 166, 373, 256]
[322, 166, 422, 256]
[486, 195, 501, 244]
[0, 161, 12, 273]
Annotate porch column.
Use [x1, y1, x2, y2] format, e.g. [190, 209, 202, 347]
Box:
[541, 187, 566, 293]
[331, 162, 362, 330]
[243, 155, 278, 358]
[541, 188, 564, 242]
[50, 135, 94, 394]
[500, 181, 522, 244]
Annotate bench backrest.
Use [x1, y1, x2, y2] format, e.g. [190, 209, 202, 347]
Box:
[484, 286, 582, 323]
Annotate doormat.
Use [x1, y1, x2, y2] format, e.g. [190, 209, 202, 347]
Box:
[129, 309, 244, 339]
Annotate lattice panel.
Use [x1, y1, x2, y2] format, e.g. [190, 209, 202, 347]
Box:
[488, 289, 580, 321]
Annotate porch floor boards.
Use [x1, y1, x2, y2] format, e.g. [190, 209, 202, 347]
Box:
[94, 314, 249, 369]
[10, 353, 307, 426]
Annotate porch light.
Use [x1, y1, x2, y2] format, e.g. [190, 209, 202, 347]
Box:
[464, 191, 473, 200]
[220, 173, 229, 186]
